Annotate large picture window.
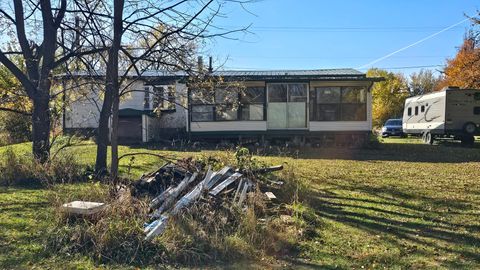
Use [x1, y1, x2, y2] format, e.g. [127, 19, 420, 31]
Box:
[311, 86, 367, 121]
[190, 86, 265, 122]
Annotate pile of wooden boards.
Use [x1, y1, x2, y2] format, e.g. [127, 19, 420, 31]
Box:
[132, 161, 283, 241]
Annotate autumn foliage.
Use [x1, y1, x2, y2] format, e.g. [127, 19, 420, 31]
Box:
[440, 38, 480, 89]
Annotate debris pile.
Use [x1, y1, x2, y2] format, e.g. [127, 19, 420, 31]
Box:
[131, 159, 284, 241]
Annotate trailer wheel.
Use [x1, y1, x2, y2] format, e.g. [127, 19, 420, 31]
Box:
[463, 122, 477, 135]
[421, 132, 427, 143]
[425, 132, 434, 145]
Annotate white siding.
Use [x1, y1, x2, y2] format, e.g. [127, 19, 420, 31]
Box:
[119, 81, 150, 110]
[65, 91, 101, 128]
[190, 121, 267, 132]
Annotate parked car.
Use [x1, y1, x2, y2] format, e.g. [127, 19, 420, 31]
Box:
[381, 119, 404, 137]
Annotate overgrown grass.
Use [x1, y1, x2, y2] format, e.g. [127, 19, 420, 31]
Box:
[1, 137, 480, 268]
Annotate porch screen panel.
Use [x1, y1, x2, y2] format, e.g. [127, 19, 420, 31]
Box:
[267, 84, 288, 129]
[240, 87, 265, 121]
[315, 87, 341, 121]
[341, 87, 366, 121]
[215, 89, 239, 121]
[190, 88, 215, 122]
[312, 86, 366, 121]
[287, 84, 307, 128]
[267, 103, 287, 128]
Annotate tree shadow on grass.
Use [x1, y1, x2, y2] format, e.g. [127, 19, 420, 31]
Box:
[304, 182, 480, 267]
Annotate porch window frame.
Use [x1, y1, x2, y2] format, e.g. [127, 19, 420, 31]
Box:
[311, 86, 367, 122]
[189, 86, 267, 122]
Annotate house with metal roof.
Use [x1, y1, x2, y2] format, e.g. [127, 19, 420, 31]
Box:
[63, 68, 382, 145]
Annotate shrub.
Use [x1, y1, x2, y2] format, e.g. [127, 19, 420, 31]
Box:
[0, 147, 86, 186]
[0, 111, 31, 144]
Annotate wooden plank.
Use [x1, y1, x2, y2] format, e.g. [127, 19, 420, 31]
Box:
[237, 182, 249, 206]
[145, 169, 216, 240]
[232, 178, 244, 203]
[205, 166, 232, 190]
[209, 173, 242, 197]
[151, 173, 198, 219]
[145, 215, 169, 241]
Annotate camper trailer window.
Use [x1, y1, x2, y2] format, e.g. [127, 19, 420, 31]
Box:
[421, 105, 425, 113]
[474, 107, 480, 115]
[408, 107, 412, 116]
[415, 106, 419, 115]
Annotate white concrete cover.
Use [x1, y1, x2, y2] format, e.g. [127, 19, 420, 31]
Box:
[62, 201, 106, 215]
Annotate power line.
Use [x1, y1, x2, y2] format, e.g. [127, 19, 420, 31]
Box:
[223, 64, 444, 71]
[357, 64, 444, 70]
[227, 55, 450, 60]
[358, 18, 470, 69]
[221, 25, 467, 33]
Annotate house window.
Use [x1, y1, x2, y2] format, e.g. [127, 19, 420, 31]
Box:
[164, 86, 176, 111]
[144, 86, 150, 109]
[240, 87, 265, 121]
[152, 85, 176, 111]
[408, 107, 412, 116]
[191, 105, 214, 121]
[215, 88, 239, 121]
[190, 86, 265, 122]
[152, 86, 164, 109]
[311, 86, 366, 121]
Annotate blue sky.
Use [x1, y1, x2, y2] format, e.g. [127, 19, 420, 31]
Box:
[206, 0, 479, 76]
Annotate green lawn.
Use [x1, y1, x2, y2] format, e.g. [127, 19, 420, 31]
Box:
[1, 138, 480, 269]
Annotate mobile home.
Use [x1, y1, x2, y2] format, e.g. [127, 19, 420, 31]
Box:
[63, 68, 382, 145]
[402, 87, 480, 145]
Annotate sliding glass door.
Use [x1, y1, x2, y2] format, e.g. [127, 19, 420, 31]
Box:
[267, 83, 308, 129]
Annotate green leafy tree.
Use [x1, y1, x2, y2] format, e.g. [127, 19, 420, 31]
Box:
[367, 68, 409, 127]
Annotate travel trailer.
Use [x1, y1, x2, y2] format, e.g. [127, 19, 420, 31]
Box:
[402, 87, 480, 145]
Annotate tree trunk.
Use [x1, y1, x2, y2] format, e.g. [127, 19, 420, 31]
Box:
[110, 87, 120, 179]
[31, 94, 51, 163]
[109, 0, 125, 179]
[95, 0, 124, 177]
[95, 86, 113, 174]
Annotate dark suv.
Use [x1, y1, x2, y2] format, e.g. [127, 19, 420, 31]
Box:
[381, 119, 404, 138]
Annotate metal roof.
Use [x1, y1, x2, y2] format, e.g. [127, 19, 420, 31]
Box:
[57, 68, 381, 81]
[210, 68, 364, 77]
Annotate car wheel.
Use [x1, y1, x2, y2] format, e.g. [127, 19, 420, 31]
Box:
[463, 122, 477, 135]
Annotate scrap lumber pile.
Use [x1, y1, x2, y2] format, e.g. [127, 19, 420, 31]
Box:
[131, 159, 283, 241]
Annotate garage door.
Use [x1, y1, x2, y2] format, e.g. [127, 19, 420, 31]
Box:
[118, 116, 142, 143]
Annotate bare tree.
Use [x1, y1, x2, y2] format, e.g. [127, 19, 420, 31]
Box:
[0, 0, 106, 162]
[90, 0, 251, 177]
